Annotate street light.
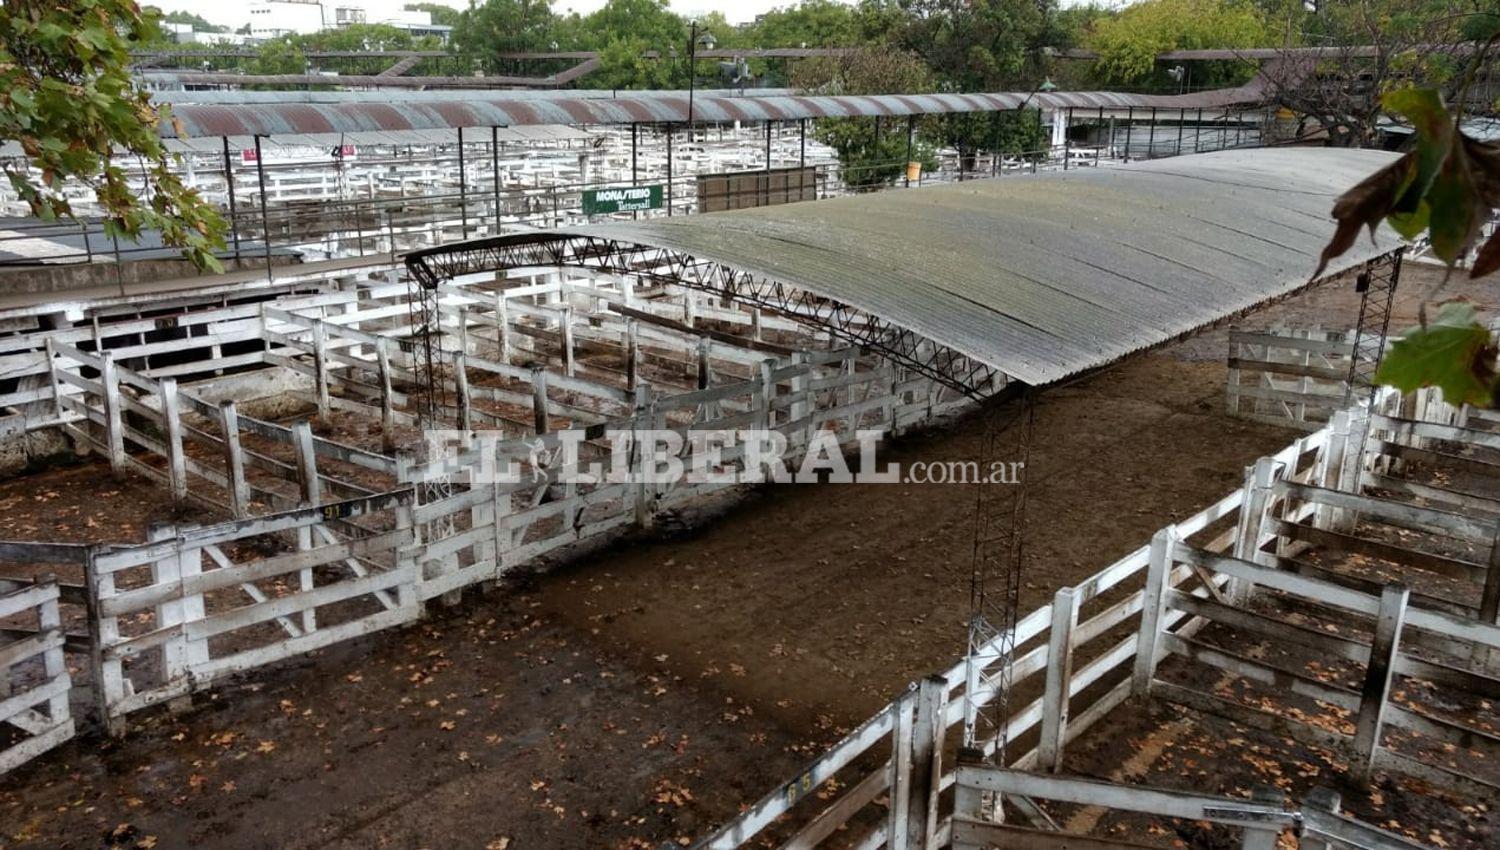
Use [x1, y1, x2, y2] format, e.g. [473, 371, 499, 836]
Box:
[687, 21, 716, 126]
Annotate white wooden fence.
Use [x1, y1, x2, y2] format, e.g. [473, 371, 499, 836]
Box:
[84, 490, 416, 729]
[950, 765, 1427, 850]
[0, 577, 75, 774]
[0, 262, 977, 769]
[1226, 327, 1355, 430]
[694, 384, 1497, 850]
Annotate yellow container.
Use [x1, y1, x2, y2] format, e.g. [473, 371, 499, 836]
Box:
[906, 161, 922, 182]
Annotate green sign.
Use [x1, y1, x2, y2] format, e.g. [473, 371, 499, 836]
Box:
[582, 185, 663, 215]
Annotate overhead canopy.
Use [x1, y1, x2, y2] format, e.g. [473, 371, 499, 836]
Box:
[160, 77, 1278, 139]
[499, 148, 1402, 386]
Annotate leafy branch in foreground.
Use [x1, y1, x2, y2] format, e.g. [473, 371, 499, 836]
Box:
[1316, 85, 1500, 406]
[1374, 301, 1497, 404]
[0, 0, 226, 271]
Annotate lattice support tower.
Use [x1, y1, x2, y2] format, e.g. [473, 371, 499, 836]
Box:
[1341, 248, 1404, 478]
[961, 387, 1036, 772]
[405, 272, 456, 545]
[1342, 247, 1404, 407]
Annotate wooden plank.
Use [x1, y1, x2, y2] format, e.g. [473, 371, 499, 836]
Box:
[1353, 585, 1408, 779]
[0, 541, 90, 565]
[185, 604, 417, 684]
[99, 353, 125, 473]
[102, 530, 408, 616]
[0, 628, 62, 671]
[93, 490, 413, 572]
[1132, 527, 1175, 694]
[953, 766, 1293, 828]
[1374, 413, 1500, 453]
[160, 378, 188, 504]
[1275, 519, 1485, 583]
[1152, 680, 1351, 753]
[1228, 331, 1354, 357]
[218, 401, 251, 518]
[0, 717, 74, 776]
[0, 582, 58, 621]
[950, 821, 1157, 850]
[1039, 586, 1078, 773]
[607, 301, 795, 356]
[778, 763, 889, 850]
[1272, 485, 1494, 545]
[1161, 632, 1356, 710]
[1227, 357, 1346, 382]
[0, 675, 69, 728]
[693, 700, 900, 850]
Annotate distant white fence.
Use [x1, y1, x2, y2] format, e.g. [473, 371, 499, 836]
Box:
[1226, 327, 1355, 430]
[0, 263, 977, 773]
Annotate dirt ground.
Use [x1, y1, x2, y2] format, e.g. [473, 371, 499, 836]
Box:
[2, 261, 1496, 849]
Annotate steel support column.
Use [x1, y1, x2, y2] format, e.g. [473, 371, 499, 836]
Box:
[221, 136, 241, 260]
[491, 125, 501, 231]
[253, 135, 272, 283]
[457, 126, 468, 239]
[906, 115, 916, 187]
[666, 124, 674, 217]
[1063, 108, 1072, 170]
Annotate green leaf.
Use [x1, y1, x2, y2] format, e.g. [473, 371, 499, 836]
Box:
[1426, 145, 1483, 264]
[1387, 202, 1430, 240]
[1375, 302, 1497, 407]
[1382, 88, 1451, 213]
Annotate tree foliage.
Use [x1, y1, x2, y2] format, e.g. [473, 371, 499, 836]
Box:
[744, 0, 862, 49]
[1263, 0, 1485, 147]
[0, 0, 224, 270]
[892, 0, 1053, 91]
[454, 0, 559, 71]
[1085, 0, 1271, 86]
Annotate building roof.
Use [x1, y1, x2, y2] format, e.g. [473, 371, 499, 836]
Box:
[515, 148, 1402, 386]
[160, 78, 1279, 139]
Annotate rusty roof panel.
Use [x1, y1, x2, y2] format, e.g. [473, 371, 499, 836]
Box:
[162, 73, 1280, 139]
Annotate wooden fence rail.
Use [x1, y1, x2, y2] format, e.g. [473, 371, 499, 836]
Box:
[949, 764, 1427, 850]
[85, 490, 417, 730]
[1226, 327, 1356, 431]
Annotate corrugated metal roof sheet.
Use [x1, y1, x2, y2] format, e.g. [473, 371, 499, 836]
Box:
[162, 78, 1276, 139]
[542, 148, 1401, 385]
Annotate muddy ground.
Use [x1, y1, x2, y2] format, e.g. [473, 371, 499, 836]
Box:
[1, 262, 1496, 849]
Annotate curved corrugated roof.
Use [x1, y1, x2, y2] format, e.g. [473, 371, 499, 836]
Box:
[162, 80, 1274, 138]
[419, 148, 1403, 386]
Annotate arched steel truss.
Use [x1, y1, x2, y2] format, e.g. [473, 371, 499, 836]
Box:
[406, 234, 1005, 398]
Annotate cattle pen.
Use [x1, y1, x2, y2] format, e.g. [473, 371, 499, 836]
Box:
[1, 148, 1490, 850]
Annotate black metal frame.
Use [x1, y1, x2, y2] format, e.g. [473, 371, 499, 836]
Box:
[406, 233, 1005, 398]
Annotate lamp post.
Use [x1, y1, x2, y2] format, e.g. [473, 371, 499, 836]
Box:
[686, 21, 716, 126]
